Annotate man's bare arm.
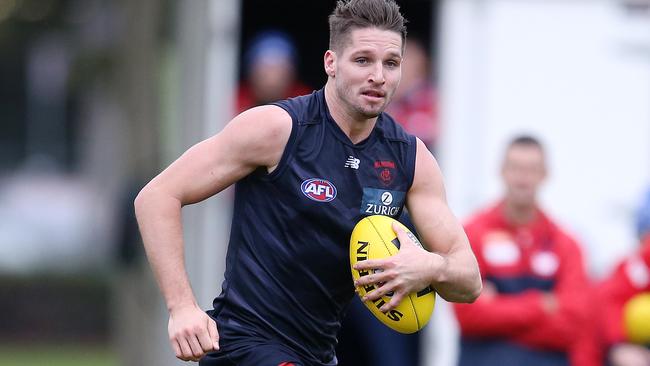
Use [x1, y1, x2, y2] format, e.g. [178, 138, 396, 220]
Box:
[134, 105, 292, 361]
[405, 138, 482, 302]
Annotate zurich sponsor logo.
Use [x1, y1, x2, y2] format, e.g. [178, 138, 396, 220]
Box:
[381, 191, 393, 205]
[361, 188, 405, 217]
[301, 178, 337, 202]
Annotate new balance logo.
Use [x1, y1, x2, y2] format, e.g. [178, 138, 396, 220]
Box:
[345, 156, 360, 169]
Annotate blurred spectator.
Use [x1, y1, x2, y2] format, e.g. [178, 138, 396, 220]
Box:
[598, 188, 650, 366]
[453, 135, 597, 366]
[236, 30, 312, 113]
[385, 37, 438, 151]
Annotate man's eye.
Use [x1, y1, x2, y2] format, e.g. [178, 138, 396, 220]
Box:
[356, 58, 368, 64]
[386, 60, 399, 68]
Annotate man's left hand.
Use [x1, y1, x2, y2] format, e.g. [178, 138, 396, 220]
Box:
[353, 222, 444, 312]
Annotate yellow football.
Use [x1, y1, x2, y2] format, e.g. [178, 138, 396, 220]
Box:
[349, 214, 436, 334]
[623, 292, 650, 344]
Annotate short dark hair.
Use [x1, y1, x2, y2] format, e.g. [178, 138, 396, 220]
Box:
[328, 0, 407, 52]
[508, 134, 544, 152]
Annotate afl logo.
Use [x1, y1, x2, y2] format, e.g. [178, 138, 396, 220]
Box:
[301, 178, 337, 202]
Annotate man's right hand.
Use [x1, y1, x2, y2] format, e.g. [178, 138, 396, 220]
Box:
[168, 304, 220, 362]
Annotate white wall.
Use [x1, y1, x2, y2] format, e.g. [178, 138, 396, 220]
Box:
[440, 0, 650, 278]
[426, 1, 650, 365]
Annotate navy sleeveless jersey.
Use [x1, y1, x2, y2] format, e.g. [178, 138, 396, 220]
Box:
[210, 88, 417, 365]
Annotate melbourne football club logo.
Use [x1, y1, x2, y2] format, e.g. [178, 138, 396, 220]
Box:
[374, 160, 396, 186]
[301, 178, 337, 202]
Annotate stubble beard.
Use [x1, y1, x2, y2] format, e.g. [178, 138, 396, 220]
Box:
[354, 104, 382, 119]
[338, 84, 390, 120]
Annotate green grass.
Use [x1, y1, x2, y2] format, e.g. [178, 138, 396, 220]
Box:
[0, 343, 117, 366]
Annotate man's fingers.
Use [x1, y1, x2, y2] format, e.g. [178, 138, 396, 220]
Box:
[391, 221, 404, 235]
[353, 258, 387, 271]
[188, 333, 205, 359]
[392, 222, 409, 242]
[197, 329, 215, 353]
[207, 318, 220, 350]
[380, 291, 406, 312]
[197, 320, 221, 353]
[354, 270, 392, 288]
[362, 283, 395, 302]
[167, 308, 220, 362]
[177, 337, 195, 361]
[393, 222, 417, 249]
[171, 339, 183, 360]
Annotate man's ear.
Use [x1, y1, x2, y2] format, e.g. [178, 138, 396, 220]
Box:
[324, 50, 336, 77]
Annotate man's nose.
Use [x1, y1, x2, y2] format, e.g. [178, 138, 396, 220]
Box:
[368, 63, 385, 84]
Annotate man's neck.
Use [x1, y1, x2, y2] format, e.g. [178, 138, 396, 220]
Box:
[503, 199, 537, 226]
[324, 82, 377, 144]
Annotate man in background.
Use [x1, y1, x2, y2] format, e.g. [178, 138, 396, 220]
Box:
[599, 189, 650, 366]
[236, 30, 312, 113]
[454, 135, 596, 366]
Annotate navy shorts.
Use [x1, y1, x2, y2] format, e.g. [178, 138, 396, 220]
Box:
[199, 343, 304, 366]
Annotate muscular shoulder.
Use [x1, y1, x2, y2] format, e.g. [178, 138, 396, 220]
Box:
[411, 138, 443, 192]
[224, 105, 293, 169]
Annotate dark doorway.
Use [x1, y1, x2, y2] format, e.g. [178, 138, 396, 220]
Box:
[238, 0, 436, 90]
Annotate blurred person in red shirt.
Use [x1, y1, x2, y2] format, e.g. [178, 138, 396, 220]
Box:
[385, 37, 437, 151]
[454, 135, 598, 366]
[599, 189, 650, 366]
[236, 30, 312, 113]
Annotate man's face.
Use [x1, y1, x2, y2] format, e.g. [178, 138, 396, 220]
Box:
[328, 27, 403, 119]
[501, 144, 547, 207]
[249, 59, 295, 104]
